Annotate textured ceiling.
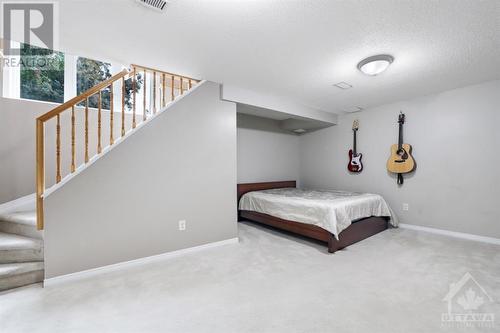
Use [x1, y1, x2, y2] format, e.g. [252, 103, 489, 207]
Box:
[58, 0, 500, 114]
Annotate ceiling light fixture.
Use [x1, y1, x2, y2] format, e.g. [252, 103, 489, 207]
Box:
[357, 54, 394, 76]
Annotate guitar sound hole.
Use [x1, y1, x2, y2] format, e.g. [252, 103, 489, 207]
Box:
[397, 148, 408, 159]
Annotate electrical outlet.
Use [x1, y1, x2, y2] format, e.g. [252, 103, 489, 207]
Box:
[178, 220, 186, 231]
[402, 203, 409, 211]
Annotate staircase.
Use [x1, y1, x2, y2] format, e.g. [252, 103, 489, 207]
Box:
[0, 64, 199, 291]
[0, 209, 44, 291]
[35, 64, 200, 230]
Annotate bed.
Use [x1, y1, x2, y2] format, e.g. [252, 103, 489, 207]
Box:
[237, 181, 397, 253]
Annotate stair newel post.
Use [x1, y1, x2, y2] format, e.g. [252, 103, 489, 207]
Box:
[36, 119, 45, 230]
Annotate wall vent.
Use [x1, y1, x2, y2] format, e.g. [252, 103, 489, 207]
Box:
[136, 0, 168, 12]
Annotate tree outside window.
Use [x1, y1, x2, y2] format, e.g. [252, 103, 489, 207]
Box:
[13, 42, 142, 107]
[76, 57, 112, 108]
[77, 57, 143, 110]
[20, 43, 64, 103]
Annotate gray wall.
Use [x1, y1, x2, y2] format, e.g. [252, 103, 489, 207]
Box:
[299, 80, 500, 238]
[0, 97, 54, 203]
[0, 96, 134, 203]
[237, 114, 300, 184]
[44, 82, 238, 278]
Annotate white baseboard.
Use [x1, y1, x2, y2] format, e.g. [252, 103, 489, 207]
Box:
[0, 193, 35, 214]
[399, 223, 500, 245]
[44, 237, 238, 287]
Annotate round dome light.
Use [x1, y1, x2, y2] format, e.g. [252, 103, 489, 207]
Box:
[357, 54, 394, 76]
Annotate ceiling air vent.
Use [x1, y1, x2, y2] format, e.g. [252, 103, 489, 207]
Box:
[333, 82, 352, 90]
[136, 0, 168, 12]
[343, 106, 364, 113]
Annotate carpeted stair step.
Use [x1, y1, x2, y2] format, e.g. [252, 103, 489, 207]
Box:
[0, 262, 44, 291]
[0, 232, 43, 263]
[0, 210, 42, 239]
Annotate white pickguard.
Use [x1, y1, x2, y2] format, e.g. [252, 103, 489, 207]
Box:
[350, 154, 363, 171]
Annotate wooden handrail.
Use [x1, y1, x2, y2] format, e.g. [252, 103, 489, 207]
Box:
[131, 64, 199, 82]
[35, 64, 200, 230]
[37, 69, 129, 123]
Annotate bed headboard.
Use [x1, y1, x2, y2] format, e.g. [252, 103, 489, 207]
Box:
[237, 180, 296, 203]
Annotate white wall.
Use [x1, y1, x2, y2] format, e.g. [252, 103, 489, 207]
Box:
[44, 82, 238, 278]
[0, 97, 53, 203]
[237, 114, 300, 184]
[299, 80, 500, 238]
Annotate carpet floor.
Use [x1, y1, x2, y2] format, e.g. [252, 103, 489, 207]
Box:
[1, 222, 499, 333]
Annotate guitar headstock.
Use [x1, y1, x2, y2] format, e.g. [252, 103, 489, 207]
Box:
[398, 112, 405, 124]
[352, 119, 359, 131]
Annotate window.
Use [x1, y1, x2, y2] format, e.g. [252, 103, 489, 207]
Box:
[20, 43, 64, 103]
[2, 41, 142, 108]
[76, 57, 142, 110]
[77, 57, 111, 108]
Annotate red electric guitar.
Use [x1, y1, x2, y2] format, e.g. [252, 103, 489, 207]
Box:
[348, 120, 363, 173]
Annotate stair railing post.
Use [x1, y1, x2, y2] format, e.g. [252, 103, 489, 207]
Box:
[143, 69, 147, 121]
[153, 71, 156, 114]
[132, 67, 136, 128]
[36, 119, 45, 230]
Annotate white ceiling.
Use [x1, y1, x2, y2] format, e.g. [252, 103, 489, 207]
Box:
[58, 0, 500, 114]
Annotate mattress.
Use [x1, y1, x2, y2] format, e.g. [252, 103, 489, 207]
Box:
[239, 188, 397, 239]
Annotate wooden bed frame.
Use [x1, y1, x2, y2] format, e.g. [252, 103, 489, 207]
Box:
[237, 181, 389, 253]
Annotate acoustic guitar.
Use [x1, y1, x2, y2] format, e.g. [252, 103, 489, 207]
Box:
[387, 112, 415, 184]
[348, 120, 363, 173]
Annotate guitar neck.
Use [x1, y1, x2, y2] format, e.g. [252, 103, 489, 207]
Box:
[398, 123, 403, 149]
[353, 130, 357, 155]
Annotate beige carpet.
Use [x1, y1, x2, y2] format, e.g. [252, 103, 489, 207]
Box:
[1, 221, 499, 332]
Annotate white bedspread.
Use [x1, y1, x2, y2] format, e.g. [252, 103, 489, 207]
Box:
[239, 188, 398, 239]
